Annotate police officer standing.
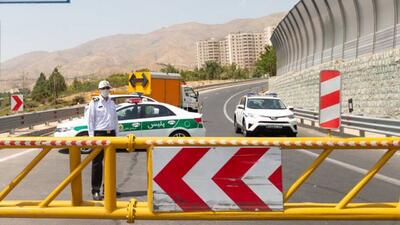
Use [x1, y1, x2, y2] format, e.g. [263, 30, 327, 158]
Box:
[87, 80, 119, 201]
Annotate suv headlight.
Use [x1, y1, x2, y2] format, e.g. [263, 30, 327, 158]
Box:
[246, 113, 255, 118]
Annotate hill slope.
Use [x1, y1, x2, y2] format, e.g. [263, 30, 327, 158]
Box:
[1, 12, 285, 91]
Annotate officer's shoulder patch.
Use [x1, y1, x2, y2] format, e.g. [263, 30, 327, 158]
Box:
[92, 97, 100, 102]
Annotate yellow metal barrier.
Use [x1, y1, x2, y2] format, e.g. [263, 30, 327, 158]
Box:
[0, 135, 399, 221]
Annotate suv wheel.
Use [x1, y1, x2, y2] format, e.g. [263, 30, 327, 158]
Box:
[234, 116, 241, 134]
[242, 119, 252, 137]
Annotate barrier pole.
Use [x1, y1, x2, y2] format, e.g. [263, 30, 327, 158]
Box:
[39, 147, 102, 208]
[69, 146, 82, 206]
[147, 147, 153, 211]
[104, 146, 116, 213]
[284, 148, 333, 202]
[336, 148, 397, 209]
[0, 147, 51, 201]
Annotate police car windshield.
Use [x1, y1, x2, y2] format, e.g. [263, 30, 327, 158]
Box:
[247, 98, 286, 110]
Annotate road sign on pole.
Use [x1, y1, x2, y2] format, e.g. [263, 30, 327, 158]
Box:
[319, 70, 341, 129]
[152, 146, 282, 212]
[128, 72, 152, 95]
[11, 94, 23, 112]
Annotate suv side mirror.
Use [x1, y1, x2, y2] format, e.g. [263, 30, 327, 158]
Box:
[288, 106, 294, 111]
[237, 105, 244, 110]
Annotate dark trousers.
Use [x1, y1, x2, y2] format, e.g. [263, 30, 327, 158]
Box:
[92, 130, 116, 194]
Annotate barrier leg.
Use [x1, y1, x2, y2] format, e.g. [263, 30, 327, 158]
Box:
[284, 149, 333, 202]
[39, 147, 102, 208]
[336, 149, 397, 209]
[69, 146, 82, 206]
[104, 146, 116, 213]
[0, 148, 51, 201]
[147, 147, 153, 211]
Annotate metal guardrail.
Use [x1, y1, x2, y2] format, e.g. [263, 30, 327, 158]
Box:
[0, 136, 399, 221]
[0, 106, 85, 134]
[293, 108, 400, 137]
[0, 79, 267, 134]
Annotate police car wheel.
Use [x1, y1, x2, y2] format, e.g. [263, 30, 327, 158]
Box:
[80, 148, 92, 154]
[76, 132, 92, 154]
[169, 130, 190, 137]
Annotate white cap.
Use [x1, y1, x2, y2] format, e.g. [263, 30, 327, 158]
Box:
[98, 80, 112, 89]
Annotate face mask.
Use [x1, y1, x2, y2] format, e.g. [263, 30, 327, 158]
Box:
[100, 89, 110, 98]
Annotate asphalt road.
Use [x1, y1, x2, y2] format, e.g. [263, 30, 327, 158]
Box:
[0, 80, 399, 225]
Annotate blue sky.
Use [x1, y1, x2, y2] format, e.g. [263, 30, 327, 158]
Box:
[0, 0, 297, 61]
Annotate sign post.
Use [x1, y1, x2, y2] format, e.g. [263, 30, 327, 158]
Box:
[319, 70, 341, 132]
[11, 94, 23, 112]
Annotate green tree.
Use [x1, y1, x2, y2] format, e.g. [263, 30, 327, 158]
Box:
[48, 67, 67, 101]
[160, 64, 180, 73]
[136, 68, 150, 72]
[203, 61, 223, 80]
[108, 73, 129, 87]
[255, 45, 277, 77]
[31, 73, 50, 102]
[71, 78, 82, 91]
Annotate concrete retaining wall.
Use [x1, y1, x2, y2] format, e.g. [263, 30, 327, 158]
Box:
[269, 49, 400, 119]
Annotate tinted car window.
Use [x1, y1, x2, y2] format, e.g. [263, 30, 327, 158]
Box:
[247, 99, 286, 109]
[239, 97, 245, 106]
[141, 105, 175, 118]
[117, 105, 140, 120]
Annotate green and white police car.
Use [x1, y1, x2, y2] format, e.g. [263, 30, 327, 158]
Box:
[54, 101, 206, 139]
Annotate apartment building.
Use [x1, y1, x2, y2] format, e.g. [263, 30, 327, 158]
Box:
[226, 32, 266, 68]
[196, 38, 221, 69]
[196, 26, 274, 69]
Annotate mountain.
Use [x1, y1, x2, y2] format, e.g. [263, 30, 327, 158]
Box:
[0, 12, 285, 91]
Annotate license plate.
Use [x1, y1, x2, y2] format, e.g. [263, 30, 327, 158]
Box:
[265, 125, 283, 129]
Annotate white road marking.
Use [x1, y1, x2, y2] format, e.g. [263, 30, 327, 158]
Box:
[0, 149, 39, 162]
[222, 91, 400, 187]
[223, 89, 252, 123]
[199, 80, 267, 94]
[298, 150, 400, 187]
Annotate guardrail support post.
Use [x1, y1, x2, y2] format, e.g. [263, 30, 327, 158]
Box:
[104, 146, 117, 213]
[69, 146, 83, 206]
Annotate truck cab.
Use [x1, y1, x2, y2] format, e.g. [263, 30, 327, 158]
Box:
[182, 85, 199, 112]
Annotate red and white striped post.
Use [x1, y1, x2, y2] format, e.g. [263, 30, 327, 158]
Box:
[319, 70, 341, 131]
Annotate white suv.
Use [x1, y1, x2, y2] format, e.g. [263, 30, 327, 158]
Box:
[234, 94, 297, 137]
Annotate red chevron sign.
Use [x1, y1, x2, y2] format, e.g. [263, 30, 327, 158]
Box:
[11, 95, 23, 112]
[152, 147, 282, 212]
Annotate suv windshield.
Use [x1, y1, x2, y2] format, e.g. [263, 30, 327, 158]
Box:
[247, 98, 286, 110]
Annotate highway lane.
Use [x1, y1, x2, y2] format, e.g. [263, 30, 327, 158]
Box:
[0, 79, 399, 225]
